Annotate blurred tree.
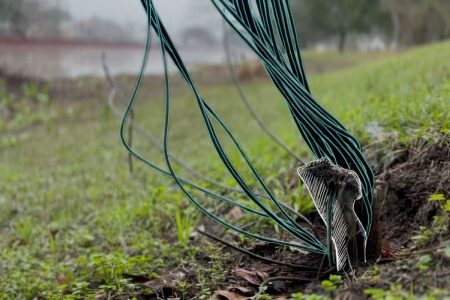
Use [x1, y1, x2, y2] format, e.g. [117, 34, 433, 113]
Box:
[0, 0, 71, 38]
[291, 0, 390, 51]
[0, 0, 28, 37]
[181, 0, 222, 45]
[382, 0, 450, 47]
[39, 7, 71, 36]
[182, 27, 215, 46]
[27, 5, 71, 38]
[77, 16, 131, 42]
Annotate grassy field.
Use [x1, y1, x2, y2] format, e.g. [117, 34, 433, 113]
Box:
[0, 41, 449, 299]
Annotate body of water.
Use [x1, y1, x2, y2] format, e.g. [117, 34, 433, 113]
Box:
[0, 39, 252, 79]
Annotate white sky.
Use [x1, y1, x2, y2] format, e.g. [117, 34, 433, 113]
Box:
[58, 0, 192, 28]
[55, 0, 223, 40]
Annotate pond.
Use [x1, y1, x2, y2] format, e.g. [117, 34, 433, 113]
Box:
[0, 39, 252, 79]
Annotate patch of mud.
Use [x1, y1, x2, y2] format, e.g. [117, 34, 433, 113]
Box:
[374, 138, 450, 249]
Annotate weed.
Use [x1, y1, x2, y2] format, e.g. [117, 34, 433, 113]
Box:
[11, 216, 35, 243]
[411, 226, 434, 248]
[195, 252, 229, 299]
[416, 254, 433, 272]
[174, 195, 198, 247]
[257, 293, 273, 300]
[428, 193, 446, 201]
[437, 246, 450, 258]
[321, 274, 343, 292]
[412, 215, 449, 247]
[22, 82, 51, 104]
[364, 284, 411, 300]
[411, 194, 449, 247]
[291, 292, 331, 300]
[428, 193, 450, 212]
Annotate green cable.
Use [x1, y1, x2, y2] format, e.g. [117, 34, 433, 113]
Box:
[211, 0, 374, 235]
[121, 0, 327, 254]
[125, 0, 375, 259]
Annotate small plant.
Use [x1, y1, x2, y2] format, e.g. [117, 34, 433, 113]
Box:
[71, 281, 91, 297]
[411, 194, 450, 247]
[445, 201, 450, 212]
[0, 83, 14, 118]
[365, 284, 412, 300]
[196, 252, 228, 299]
[428, 193, 450, 212]
[22, 82, 51, 104]
[416, 254, 432, 272]
[291, 292, 331, 300]
[428, 193, 446, 201]
[74, 253, 153, 295]
[321, 274, 343, 292]
[177, 281, 190, 299]
[173, 195, 198, 247]
[12, 216, 35, 243]
[437, 246, 450, 258]
[411, 225, 434, 247]
[257, 293, 273, 300]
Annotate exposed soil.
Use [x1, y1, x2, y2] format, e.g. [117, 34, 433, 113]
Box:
[375, 138, 450, 250]
[124, 137, 450, 299]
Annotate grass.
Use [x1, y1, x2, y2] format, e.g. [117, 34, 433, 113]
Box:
[0, 41, 449, 299]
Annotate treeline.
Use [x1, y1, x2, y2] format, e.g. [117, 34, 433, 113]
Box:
[291, 0, 450, 50]
[0, 0, 70, 38]
[0, 0, 138, 42]
[1, 0, 449, 49]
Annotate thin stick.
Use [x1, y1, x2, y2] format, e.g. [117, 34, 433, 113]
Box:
[316, 254, 327, 280]
[198, 229, 319, 271]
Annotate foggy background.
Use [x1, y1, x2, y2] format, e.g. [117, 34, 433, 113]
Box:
[0, 0, 449, 79]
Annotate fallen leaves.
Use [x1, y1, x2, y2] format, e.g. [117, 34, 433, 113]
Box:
[233, 268, 268, 286]
[212, 268, 269, 299]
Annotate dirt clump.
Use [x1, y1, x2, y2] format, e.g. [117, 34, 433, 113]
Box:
[374, 138, 450, 250]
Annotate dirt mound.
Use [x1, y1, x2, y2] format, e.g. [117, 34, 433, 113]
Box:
[375, 138, 450, 250]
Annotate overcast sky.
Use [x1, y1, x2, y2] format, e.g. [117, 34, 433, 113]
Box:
[55, 0, 223, 40]
[59, 0, 196, 28]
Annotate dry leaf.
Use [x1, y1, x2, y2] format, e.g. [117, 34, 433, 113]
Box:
[214, 290, 250, 300]
[234, 268, 268, 286]
[228, 286, 254, 296]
